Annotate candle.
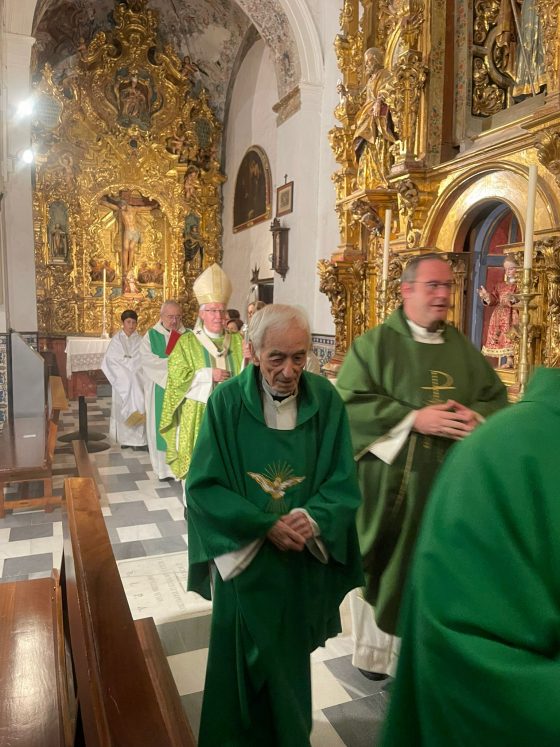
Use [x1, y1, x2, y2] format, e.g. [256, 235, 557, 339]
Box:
[524, 165, 537, 270]
[382, 208, 392, 282]
[101, 268, 107, 336]
[163, 266, 168, 297]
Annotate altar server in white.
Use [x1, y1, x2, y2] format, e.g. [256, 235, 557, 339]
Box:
[101, 309, 147, 449]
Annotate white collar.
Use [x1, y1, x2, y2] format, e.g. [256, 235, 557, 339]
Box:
[260, 373, 298, 404]
[406, 318, 445, 342]
[202, 326, 223, 340]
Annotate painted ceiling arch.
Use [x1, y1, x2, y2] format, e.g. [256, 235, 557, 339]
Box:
[28, 0, 303, 119]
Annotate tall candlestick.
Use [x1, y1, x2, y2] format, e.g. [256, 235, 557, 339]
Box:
[101, 268, 108, 338]
[524, 165, 537, 270]
[163, 266, 168, 298]
[382, 209, 392, 282]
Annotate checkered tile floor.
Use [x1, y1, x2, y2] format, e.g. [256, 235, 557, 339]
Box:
[0, 396, 389, 745]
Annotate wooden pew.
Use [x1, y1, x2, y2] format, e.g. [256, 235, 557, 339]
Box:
[62, 477, 196, 746]
[71, 438, 103, 484]
[0, 572, 75, 747]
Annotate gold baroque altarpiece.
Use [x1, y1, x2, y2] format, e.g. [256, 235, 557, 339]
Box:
[33, 0, 225, 335]
[321, 0, 560, 386]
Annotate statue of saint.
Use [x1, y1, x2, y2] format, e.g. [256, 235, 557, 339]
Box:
[353, 47, 397, 189]
[479, 256, 519, 368]
[49, 222, 68, 260]
[183, 165, 200, 202]
[496, 0, 546, 99]
[120, 76, 147, 117]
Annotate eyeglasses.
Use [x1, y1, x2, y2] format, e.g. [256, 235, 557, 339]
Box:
[202, 308, 226, 315]
[410, 281, 454, 292]
[163, 314, 182, 320]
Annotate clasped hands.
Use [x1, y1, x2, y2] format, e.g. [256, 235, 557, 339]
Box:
[267, 511, 314, 552]
[212, 368, 230, 383]
[413, 400, 480, 441]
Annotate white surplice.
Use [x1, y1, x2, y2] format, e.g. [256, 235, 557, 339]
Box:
[101, 329, 146, 447]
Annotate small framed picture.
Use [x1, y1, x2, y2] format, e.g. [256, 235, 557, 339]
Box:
[276, 181, 294, 217]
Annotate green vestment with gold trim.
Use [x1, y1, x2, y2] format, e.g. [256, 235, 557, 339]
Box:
[186, 365, 364, 747]
[160, 330, 243, 479]
[336, 306, 507, 634]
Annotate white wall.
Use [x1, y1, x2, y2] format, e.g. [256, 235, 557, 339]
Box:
[222, 39, 277, 316]
[223, 1, 344, 336]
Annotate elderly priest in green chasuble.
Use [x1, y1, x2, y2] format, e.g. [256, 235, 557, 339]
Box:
[139, 300, 186, 481]
[382, 367, 560, 746]
[336, 254, 507, 677]
[186, 304, 364, 747]
[160, 263, 243, 480]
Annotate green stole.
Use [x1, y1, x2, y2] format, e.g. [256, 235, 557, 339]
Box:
[148, 327, 168, 450]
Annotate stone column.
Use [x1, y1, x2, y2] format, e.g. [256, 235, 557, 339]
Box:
[3, 31, 37, 332]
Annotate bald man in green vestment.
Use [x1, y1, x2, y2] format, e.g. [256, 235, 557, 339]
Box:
[186, 304, 364, 746]
[336, 254, 507, 678]
[382, 366, 560, 746]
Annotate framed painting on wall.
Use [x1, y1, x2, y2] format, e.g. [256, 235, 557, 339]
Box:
[276, 181, 294, 217]
[233, 145, 272, 232]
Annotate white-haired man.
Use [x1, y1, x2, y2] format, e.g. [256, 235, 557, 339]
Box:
[186, 304, 364, 746]
[160, 263, 243, 480]
[139, 299, 186, 480]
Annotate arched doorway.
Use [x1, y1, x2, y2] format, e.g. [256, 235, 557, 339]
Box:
[456, 201, 520, 355]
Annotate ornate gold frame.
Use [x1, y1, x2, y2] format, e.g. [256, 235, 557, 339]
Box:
[33, 0, 225, 335]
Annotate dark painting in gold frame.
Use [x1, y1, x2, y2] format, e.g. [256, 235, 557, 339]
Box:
[233, 145, 271, 232]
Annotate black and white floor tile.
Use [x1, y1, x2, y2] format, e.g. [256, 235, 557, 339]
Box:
[0, 396, 389, 745]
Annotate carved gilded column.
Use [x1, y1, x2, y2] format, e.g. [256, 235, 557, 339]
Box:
[535, 237, 560, 366]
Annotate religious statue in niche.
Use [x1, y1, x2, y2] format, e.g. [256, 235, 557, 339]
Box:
[47, 201, 70, 263]
[101, 191, 159, 280]
[478, 256, 520, 368]
[351, 47, 397, 189]
[112, 68, 160, 130]
[183, 213, 203, 263]
[495, 0, 546, 99]
[233, 146, 271, 232]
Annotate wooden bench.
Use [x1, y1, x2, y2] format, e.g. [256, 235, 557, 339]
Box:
[71, 438, 103, 484]
[0, 375, 69, 517]
[62, 476, 196, 746]
[0, 572, 74, 747]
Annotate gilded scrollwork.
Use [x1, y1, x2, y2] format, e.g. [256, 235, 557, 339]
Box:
[349, 199, 382, 234]
[396, 179, 419, 248]
[318, 259, 348, 351]
[534, 237, 560, 366]
[535, 127, 560, 184]
[472, 56, 505, 116]
[473, 0, 501, 45]
[33, 0, 224, 335]
[349, 260, 367, 333]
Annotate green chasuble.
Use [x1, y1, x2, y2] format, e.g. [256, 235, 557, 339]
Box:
[186, 365, 364, 747]
[148, 327, 170, 450]
[336, 307, 507, 634]
[160, 329, 243, 479]
[382, 367, 560, 747]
